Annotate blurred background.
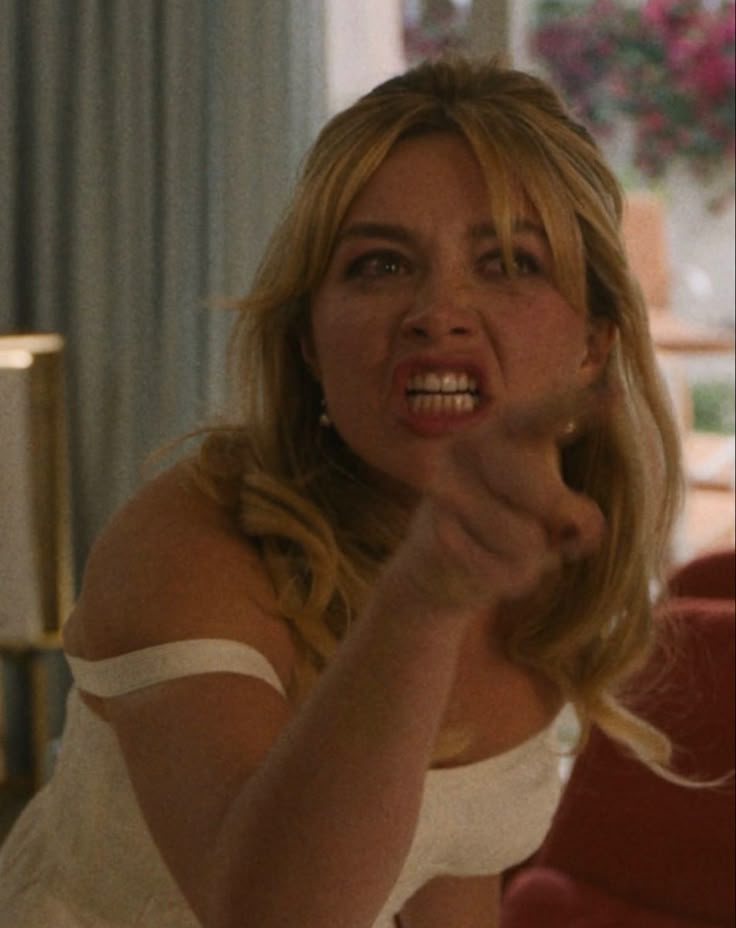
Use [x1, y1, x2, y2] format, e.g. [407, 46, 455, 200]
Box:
[1, 0, 734, 822]
[1, 0, 733, 580]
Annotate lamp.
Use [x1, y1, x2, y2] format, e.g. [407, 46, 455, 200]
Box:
[0, 334, 74, 643]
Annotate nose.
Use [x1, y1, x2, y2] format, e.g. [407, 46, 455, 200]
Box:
[400, 278, 479, 342]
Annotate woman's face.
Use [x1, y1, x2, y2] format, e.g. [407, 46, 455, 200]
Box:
[306, 133, 611, 489]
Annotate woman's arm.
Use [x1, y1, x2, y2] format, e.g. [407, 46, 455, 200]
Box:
[79, 396, 601, 928]
[398, 873, 501, 928]
[76, 464, 478, 928]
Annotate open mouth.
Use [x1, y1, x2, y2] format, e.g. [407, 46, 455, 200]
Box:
[405, 370, 481, 415]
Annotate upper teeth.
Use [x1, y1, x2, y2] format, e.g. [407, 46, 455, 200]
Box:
[407, 371, 478, 394]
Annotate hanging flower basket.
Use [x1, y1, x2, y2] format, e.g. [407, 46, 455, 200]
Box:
[531, 0, 735, 191]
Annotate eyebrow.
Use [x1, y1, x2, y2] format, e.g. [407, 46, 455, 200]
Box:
[335, 222, 413, 245]
[335, 219, 548, 246]
[470, 220, 548, 241]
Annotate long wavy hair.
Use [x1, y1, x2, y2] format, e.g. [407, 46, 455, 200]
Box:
[198, 57, 684, 772]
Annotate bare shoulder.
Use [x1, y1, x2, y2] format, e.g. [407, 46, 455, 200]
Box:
[63, 458, 295, 687]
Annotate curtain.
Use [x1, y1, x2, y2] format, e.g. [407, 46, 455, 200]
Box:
[0, 0, 327, 582]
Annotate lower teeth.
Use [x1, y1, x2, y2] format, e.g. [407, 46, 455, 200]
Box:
[408, 393, 476, 414]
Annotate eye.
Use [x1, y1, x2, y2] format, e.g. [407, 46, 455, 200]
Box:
[478, 248, 543, 278]
[345, 250, 412, 280]
[510, 250, 543, 276]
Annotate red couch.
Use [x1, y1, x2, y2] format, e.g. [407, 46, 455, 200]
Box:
[502, 553, 735, 927]
[669, 547, 735, 601]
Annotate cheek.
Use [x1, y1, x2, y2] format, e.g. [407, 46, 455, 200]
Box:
[312, 307, 377, 402]
[503, 303, 588, 380]
[310, 304, 352, 375]
[311, 299, 391, 384]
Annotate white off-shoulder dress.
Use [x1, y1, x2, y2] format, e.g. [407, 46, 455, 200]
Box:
[0, 639, 566, 927]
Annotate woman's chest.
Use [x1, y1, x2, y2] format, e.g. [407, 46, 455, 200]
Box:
[437, 623, 561, 767]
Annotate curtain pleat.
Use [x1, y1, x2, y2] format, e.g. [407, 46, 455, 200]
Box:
[1, 0, 327, 583]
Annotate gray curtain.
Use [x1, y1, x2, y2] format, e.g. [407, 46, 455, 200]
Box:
[0, 0, 327, 582]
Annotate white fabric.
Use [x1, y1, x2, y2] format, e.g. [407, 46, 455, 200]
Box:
[0, 638, 565, 927]
[65, 639, 286, 699]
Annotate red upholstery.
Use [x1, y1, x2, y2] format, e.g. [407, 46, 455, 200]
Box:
[502, 594, 735, 927]
[503, 867, 719, 928]
[669, 548, 735, 601]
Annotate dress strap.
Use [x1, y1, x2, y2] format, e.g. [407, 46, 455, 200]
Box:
[65, 638, 286, 698]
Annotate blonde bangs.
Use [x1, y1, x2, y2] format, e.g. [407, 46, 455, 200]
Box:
[460, 118, 587, 313]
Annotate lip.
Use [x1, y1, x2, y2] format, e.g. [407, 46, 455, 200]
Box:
[391, 353, 491, 437]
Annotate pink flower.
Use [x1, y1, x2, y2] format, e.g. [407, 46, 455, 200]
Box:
[530, 0, 735, 180]
[642, 110, 666, 131]
[695, 53, 733, 97]
[643, 0, 670, 29]
[668, 36, 699, 69]
[711, 4, 736, 44]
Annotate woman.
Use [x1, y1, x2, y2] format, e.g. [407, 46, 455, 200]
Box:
[0, 57, 682, 928]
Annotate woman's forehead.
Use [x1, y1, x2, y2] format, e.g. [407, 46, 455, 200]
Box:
[335, 131, 543, 234]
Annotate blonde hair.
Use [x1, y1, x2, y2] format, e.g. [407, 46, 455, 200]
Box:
[198, 57, 684, 773]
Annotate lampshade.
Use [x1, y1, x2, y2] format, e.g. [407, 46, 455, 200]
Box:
[0, 334, 74, 642]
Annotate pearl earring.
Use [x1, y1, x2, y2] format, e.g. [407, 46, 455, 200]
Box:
[319, 398, 332, 428]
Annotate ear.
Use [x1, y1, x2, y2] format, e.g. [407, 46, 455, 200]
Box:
[299, 331, 321, 380]
[579, 316, 616, 384]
